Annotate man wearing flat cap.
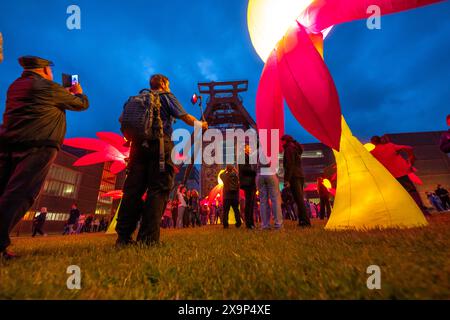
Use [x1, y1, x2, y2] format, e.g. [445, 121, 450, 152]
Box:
[0, 55, 89, 259]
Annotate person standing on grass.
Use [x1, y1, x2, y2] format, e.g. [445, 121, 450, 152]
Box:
[171, 199, 178, 229]
[76, 214, 85, 234]
[200, 202, 209, 226]
[32, 207, 48, 237]
[317, 177, 332, 220]
[256, 155, 282, 230]
[190, 190, 201, 227]
[220, 165, 242, 229]
[370, 136, 430, 216]
[239, 145, 257, 229]
[0, 56, 89, 260]
[63, 203, 80, 235]
[435, 185, 450, 210]
[176, 185, 188, 228]
[115, 74, 208, 246]
[162, 200, 173, 228]
[281, 135, 311, 228]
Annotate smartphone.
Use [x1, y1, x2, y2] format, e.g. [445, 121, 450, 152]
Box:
[62, 73, 79, 87]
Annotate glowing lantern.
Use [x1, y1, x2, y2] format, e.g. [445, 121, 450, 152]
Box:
[64, 132, 130, 174]
[247, 0, 441, 230]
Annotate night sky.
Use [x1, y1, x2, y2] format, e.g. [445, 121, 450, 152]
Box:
[0, 0, 449, 144]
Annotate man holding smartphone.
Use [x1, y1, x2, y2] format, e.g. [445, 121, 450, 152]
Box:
[0, 56, 89, 260]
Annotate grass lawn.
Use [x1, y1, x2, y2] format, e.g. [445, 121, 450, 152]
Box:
[1, 214, 449, 300]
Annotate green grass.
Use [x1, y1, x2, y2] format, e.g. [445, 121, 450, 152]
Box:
[1, 214, 449, 300]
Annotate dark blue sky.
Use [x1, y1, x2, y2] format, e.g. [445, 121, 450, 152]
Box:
[1, 0, 449, 144]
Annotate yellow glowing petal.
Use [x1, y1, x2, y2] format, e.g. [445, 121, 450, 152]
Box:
[323, 179, 332, 189]
[364, 143, 376, 152]
[218, 169, 226, 185]
[326, 119, 428, 230]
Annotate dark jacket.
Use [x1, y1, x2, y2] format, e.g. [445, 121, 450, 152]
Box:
[0, 71, 89, 150]
[68, 208, 81, 225]
[283, 141, 304, 181]
[239, 154, 257, 189]
[220, 170, 240, 200]
[318, 181, 329, 198]
[33, 212, 47, 225]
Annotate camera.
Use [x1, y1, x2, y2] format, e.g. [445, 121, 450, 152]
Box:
[62, 73, 79, 88]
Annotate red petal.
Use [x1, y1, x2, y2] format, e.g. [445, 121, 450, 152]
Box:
[277, 23, 342, 150]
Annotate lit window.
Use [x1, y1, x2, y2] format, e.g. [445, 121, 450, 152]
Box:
[43, 165, 80, 199]
[302, 151, 324, 159]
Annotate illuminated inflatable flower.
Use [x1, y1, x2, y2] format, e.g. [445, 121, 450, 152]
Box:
[64, 132, 130, 174]
[248, 0, 443, 230]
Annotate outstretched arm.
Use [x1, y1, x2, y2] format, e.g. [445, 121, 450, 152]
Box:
[180, 114, 208, 129]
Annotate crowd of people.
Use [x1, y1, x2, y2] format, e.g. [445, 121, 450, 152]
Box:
[0, 54, 449, 259]
[30, 204, 109, 238]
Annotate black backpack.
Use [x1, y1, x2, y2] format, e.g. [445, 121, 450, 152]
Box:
[120, 89, 165, 171]
[120, 89, 164, 142]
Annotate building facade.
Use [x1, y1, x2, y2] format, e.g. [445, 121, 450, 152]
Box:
[12, 145, 126, 235]
[385, 131, 450, 203]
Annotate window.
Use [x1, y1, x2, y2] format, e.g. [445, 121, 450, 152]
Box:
[95, 162, 117, 216]
[22, 211, 69, 221]
[43, 165, 81, 199]
[302, 150, 324, 159]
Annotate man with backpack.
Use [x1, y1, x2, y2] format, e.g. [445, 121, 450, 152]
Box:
[220, 165, 242, 229]
[116, 74, 207, 247]
[282, 135, 311, 228]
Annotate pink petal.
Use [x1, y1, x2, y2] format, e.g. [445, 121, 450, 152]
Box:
[96, 132, 130, 154]
[256, 50, 285, 153]
[73, 152, 111, 166]
[277, 23, 342, 150]
[64, 138, 109, 152]
[110, 161, 127, 174]
[301, 0, 444, 33]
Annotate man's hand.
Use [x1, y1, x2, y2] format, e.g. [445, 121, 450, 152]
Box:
[68, 83, 83, 95]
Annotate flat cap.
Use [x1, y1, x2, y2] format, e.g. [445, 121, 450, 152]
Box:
[18, 55, 54, 69]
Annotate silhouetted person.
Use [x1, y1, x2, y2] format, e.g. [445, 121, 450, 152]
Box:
[220, 165, 242, 229]
[189, 190, 201, 227]
[281, 135, 311, 228]
[318, 178, 332, 220]
[32, 207, 48, 237]
[177, 185, 188, 228]
[116, 74, 207, 246]
[239, 145, 257, 229]
[435, 185, 450, 210]
[0, 56, 89, 259]
[63, 203, 80, 235]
